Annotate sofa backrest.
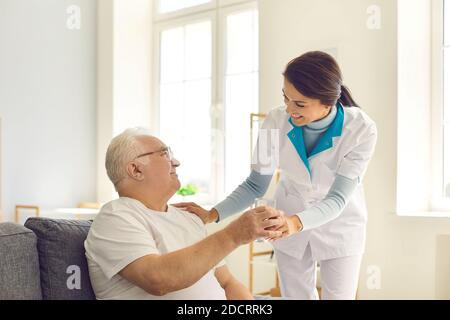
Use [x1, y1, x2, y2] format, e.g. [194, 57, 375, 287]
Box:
[24, 218, 95, 300]
[0, 223, 42, 300]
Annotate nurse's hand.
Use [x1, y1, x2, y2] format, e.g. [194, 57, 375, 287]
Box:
[267, 213, 303, 241]
[172, 202, 219, 224]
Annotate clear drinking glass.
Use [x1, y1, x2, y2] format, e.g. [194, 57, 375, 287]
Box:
[253, 197, 277, 242]
[254, 197, 276, 208]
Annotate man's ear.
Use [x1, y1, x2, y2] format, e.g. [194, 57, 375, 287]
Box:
[126, 162, 145, 181]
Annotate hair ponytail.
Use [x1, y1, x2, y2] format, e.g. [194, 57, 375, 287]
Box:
[339, 84, 360, 108]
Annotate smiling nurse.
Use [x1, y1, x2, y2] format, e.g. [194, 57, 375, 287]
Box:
[175, 51, 378, 300]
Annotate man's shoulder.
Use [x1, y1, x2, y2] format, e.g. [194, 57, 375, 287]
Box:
[90, 198, 149, 234]
[168, 206, 206, 231]
[98, 197, 145, 217]
[85, 198, 156, 254]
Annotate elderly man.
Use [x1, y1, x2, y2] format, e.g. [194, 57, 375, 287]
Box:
[85, 128, 282, 300]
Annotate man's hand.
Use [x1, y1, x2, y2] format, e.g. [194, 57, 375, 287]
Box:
[172, 202, 218, 224]
[225, 206, 284, 245]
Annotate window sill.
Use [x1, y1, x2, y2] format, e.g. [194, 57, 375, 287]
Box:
[394, 211, 450, 218]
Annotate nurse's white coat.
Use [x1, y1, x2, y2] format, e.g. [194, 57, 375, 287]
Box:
[252, 105, 377, 261]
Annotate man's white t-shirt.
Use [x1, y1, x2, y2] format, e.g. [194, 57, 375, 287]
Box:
[84, 197, 227, 300]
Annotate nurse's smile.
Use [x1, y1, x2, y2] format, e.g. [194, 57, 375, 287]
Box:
[290, 113, 305, 124]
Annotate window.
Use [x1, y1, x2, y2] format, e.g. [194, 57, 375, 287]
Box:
[158, 19, 213, 202]
[153, 1, 259, 204]
[397, 0, 450, 215]
[443, 0, 450, 199]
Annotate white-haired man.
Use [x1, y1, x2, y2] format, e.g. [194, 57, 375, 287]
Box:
[85, 128, 283, 300]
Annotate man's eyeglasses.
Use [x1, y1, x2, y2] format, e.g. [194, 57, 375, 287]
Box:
[134, 146, 174, 162]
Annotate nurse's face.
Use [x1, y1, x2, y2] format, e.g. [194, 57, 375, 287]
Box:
[283, 78, 332, 127]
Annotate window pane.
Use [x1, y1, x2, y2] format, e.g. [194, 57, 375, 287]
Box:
[159, 0, 211, 14]
[160, 27, 184, 84]
[159, 20, 213, 200]
[183, 80, 212, 191]
[444, 125, 450, 198]
[160, 81, 212, 195]
[226, 10, 259, 74]
[185, 21, 212, 80]
[225, 74, 258, 193]
[160, 83, 184, 139]
[445, 0, 450, 46]
[224, 9, 259, 194]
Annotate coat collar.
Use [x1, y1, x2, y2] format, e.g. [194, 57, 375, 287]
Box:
[287, 102, 345, 175]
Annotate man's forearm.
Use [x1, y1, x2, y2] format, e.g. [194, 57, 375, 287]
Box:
[224, 279, 254, 300]
[123, 207, 280, 296]
[151, 228, 238, 294]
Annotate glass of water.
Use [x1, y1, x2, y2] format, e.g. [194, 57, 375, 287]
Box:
[254, 197, 276, 209]
[254, 198, 277, 242]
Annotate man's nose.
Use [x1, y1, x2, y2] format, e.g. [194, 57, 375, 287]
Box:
[171, 158, 180, 167]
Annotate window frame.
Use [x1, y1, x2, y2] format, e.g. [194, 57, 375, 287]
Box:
[153, 0, 217, 22]
[431, 0, 450, 211]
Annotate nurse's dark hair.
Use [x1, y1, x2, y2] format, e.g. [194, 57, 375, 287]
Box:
[283, 51, 360, 108]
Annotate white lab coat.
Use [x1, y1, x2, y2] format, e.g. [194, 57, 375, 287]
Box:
[252, 104, 377, 262]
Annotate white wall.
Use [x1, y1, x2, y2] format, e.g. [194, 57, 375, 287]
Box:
[113, 0, 152, 135]
[97, 0, 153, 203]
[97, 0, 115, 203]
[259, 0, 450, 299]
[0, 0, 97, 222]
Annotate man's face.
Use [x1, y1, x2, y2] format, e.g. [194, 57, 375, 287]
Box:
[135, 136, 181, 196]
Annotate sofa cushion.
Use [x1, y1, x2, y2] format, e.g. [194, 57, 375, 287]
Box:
[24, 218, 95, 300]
[0, 223, 42, 300]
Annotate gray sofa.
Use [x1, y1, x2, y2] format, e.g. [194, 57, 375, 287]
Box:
[0, 218, 95, 300]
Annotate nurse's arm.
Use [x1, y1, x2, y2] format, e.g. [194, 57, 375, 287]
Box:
[213, 170, 273, 221]
[296, 122, 377, 232]
[296, 174, 358, 231]
[174, 170, 273, 223]
[268, 174, 358, 239]
[294, 123, 378, 231]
